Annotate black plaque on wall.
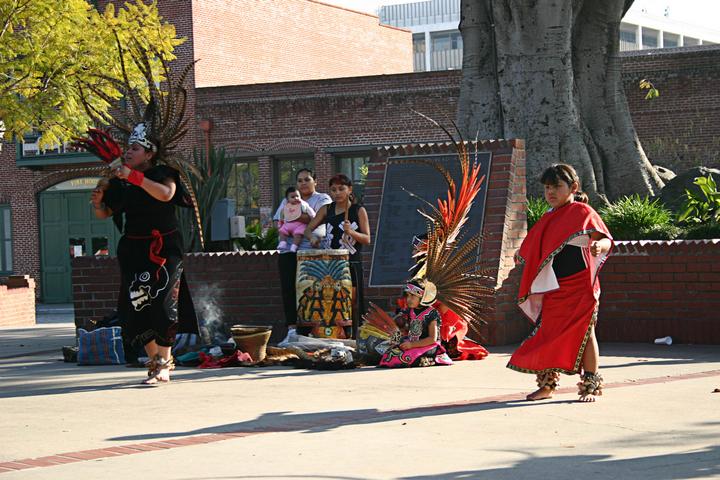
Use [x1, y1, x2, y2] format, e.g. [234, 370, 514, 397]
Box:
[369, 151, 493, 287]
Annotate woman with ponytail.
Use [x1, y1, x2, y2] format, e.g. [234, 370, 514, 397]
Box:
[508, 163, 613, 402]
[305, 174, 371, 338]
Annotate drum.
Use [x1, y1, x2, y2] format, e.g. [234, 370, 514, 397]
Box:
[296, 249, 352, 338]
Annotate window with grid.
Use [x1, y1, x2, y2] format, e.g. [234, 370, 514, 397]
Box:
[0, 205, 12, 274]
[274, 156, 315, 210]
[642, 28, 659, 49]
[226, 160, 260, 224]
[430, 31, 463, 70]
[663, 32, 679, 48]
[619, 26, 638, 51]
[413, 33, 426, 71]
[335, 154, 369, 204]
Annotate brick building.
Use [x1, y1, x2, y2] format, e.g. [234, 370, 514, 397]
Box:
[1, 0, 719, 305]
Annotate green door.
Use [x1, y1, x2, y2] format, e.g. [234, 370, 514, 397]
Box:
[39, 179, 120, 303]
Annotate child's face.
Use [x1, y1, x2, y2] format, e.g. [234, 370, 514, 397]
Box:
[544, 179, 577, 209]
[287, 191, 301, 204]
[329, 183, 351, 203]
[405, 293, 421, 308]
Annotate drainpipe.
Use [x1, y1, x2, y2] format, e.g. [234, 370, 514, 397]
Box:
[199, 119, 212, 175]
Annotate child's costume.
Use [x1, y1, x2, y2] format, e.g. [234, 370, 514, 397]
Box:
[377, 284, 453, 367]
[507, 201, 613, 394]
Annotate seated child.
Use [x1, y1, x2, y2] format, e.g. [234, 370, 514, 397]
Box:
[278, 186, 316, 252]
[378, 279, 452, 368]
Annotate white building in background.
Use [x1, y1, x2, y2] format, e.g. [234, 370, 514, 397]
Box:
[378, 0, 720, 72]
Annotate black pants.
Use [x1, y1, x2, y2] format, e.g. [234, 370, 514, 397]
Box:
[278, 252, 311, 335]
[349, 261, 365, 339]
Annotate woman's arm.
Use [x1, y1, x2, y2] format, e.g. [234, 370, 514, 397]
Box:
[589, 231, 612, 257]
[304, 205, 327, 246]
[400, 320, 439, 350]
[343, 206, 371, 245]
[116, 165, 176, 202]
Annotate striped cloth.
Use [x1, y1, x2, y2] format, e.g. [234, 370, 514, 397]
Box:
[77, 327, 126, 365]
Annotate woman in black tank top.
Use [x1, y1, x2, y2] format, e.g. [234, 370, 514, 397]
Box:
[304, 174, 371, 337]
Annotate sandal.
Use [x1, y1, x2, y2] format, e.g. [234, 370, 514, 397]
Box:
[141, 355, 174, 385]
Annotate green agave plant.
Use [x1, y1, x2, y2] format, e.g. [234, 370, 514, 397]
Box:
[177, 146, 235, 252]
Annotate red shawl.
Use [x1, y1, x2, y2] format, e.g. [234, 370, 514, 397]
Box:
[517, 201, 612, 323]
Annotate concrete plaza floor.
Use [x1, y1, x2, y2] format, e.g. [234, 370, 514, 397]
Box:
[0, 309, 719, 479]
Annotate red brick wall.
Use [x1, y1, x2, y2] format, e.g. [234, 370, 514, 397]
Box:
[622, 45, 720, 173]
[0, 276, 36, 327]
[191, 0, 412, 88]
[197, 70, 461, 196]
[598, 240, 720, 344]
[72, 252, 285, 341]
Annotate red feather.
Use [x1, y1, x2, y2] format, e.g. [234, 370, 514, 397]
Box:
[72, 129, 122, 164]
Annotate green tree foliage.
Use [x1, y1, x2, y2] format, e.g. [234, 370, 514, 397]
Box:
[0, 0, 182, 147]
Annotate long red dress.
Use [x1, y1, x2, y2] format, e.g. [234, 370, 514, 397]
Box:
[507, 201, 612, 375]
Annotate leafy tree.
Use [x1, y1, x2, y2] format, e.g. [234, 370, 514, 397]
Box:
[0, 0, 182, 148]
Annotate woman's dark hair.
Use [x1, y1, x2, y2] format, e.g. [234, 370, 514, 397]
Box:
[328, 173, 355, 204]
[296, 168, 316, 181]
[540, 163, 588, 204]
[328, 173, 352, 187]
[285, 186, 298, 198]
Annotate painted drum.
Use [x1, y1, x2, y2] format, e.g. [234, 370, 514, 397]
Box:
[296, 248, 352, 338]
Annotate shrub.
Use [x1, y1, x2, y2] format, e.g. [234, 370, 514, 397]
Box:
[234, 222, 279, 251]
[599, 195, 681, 240]
[678, 174, 720, 225]
[682, 222, 720, 240]
[527, 197, 550, 229]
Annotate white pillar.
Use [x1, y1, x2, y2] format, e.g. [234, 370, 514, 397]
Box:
[637, 24, 643, 50]
[424, 30, 432, 71]
[659, 30, 664, 48]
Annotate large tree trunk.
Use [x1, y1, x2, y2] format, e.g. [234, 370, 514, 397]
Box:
[457, 0, 663, 201]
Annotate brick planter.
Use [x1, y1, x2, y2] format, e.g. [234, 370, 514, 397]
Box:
[0, 275, 36, 327]
[598, 239, 720, 344]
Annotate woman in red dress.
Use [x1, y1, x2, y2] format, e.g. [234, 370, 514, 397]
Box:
[508, 164, 613, 402]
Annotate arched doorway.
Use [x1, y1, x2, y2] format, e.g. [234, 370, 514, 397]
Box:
[39, 177, 120, 303]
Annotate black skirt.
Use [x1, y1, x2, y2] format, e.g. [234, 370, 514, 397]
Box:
[117, 230, 184, 348]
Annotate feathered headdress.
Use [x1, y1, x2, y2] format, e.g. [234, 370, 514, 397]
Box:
[396, 112, 495, 329]
[74, 33, 204, 248]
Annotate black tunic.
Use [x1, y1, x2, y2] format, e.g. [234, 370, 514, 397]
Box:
[103, 165, 196, 348]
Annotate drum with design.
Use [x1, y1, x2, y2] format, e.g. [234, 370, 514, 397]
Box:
[296, 249, 352, 338]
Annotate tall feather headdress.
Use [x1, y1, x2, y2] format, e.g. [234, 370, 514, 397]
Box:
[394, 112, 495, 332]
[75, 33, 204, 248]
